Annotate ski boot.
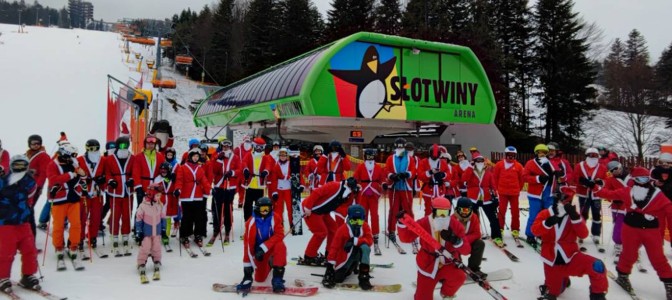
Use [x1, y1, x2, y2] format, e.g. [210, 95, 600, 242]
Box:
[78, 241, 89, 260]
[36, 223, 48, 231]
[388, 232, 397, 243]
[358, 264, 373, 290]
[236, 266, 254, 296]
[0, 278, 11, 294]
[472, 268, 488, 280]
[511, 230, 520, 239]
[614, 244, 622, 256]
[153, 262, 161, 281]
[224, 231, 231, 245]
[526, 236, 538, 248]
[67, 248, 85, 270]
[122, 235, 132, 256]
[592, 235, 600, 244]
[664, 281, 672, 300]
[411, 240, 419, 254]
[301, 255, 322, 266]
[538, 284, 557, 300]
[615, 272, 634, 292]
[373, 234, 381, 255]
[180, 237, 190, 248]
[194, 235, 204, 248]
[17, 274, 40, 291]
[113, 236, 122, 257]
[207, 235, 217, 247]
[171, 222, 179, 238]
[56, 250, 66, 271]
[271, 266, 286, 293]
[138, 264, 148, 284]
[589, 292, 606, 300]
[493, 237, 505, 248]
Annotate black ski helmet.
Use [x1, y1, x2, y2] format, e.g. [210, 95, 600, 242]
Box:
[364, 149, 376, 160]
[165, 147, 176, 159]
[159, 162, 172, 175]
[85, 139, 100, 151]
[329, 140, 342, 152]
[455, 197, 473, 219]
[394, 137, 406, 149]
[28, 134, 42, 146]
[347, 204, 365, 220]
[254, 197, 273, 215]
[115, 136, 130, 149]
[105, 141, 117, 150]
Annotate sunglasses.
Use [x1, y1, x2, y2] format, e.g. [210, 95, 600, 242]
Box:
[474, 160, 485, 163]
[118, 143, 129, 150]
[348, 218, 364, 226]
[457, 207, 472, 216]
[434, 209, 449, 217]
[505, 154, 516, 159]
[279, 153, 288, 157]
[258, 206, 271, 213]
[86, 145, 100, 152]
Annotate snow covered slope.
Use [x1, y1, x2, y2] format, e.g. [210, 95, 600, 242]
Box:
[0, 24, 666, 300]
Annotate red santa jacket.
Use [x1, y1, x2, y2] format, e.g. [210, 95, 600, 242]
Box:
[76, 154, 104, 197]
[234, 145, 251, 170]
[550, 156, 574, 184]
[493, 160, 524, 196]
[46, 160, 83, 204]
[385, 154, 417, 191]
[453, 213, 481, 245]
[353, 161, 385, 197]
[211, 153, 240, 190]
[454, 162, 470, 195]
[523, 158, 557, 199]
[302, 181, 354, 216]
[317, 153, 351, 185]
[132, 150, 166, 191]
[328, 222, 373, 270]
[268, 160, 304, 196]
[242, 152, 274, 189]
[97, 154, 135, 198]
[242, 214, 285, 268]
[599, 152, 619, 167]
[532, 208, 588, 266]
[174, 161, 211, 201]
[153, 174, 179, 217]
[0, 149, 9, 174]
[304, 156, 323, 190]
[27, 147, 51, 188]
[595, 186, 672, 228]
[417, 158, 449, 198]
[603, 173, 632, 212]
[462, 167, 496, 202]
[397, 216, 470, 279]
[573, 161, 608, 198]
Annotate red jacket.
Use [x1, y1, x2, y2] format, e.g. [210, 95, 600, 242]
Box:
[599, 152, 619, 168]
[317, 154, 351, 185]
[174, 161, 211, 201]
[268, 160, 304, 196]
[46, 160, 83, 204]
[242, 152, 274, 189]
[532, 208, 588, 266]
[132, 150, 166, 191]
[211, 153, 240, 190]
[97, 154, 135, 198]
[595, 186, 672, 226]
[454, 162, 470, 195]
[242, 214, 285, 268]
[397, 216, 470, 279]
[328, 222, 373, 270]
[454, 213, 481, 245]
[302, 181, 354, 216]
[76, 155, 104, 197]
[304, 156, 323, 191]
[417, 158, 449, 198]
[550, 156, 574, 184]
[493, 160, 524, 196]
[27, 147, 51, 187]
[523, 158, 557, 199]
[385, 154, 417, 191]
[603, 173, 632, 212]
[573, 161, 608, 198]
[462, 167, 496, 202]
[154, 174, 179, 216]
[0, 149, 9, 173]
[353, 162, 385, 197]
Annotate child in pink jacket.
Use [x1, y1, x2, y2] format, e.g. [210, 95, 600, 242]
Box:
[135, 184, 166, 281]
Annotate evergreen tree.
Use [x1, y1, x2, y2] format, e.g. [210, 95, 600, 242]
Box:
[622, 29, 654, 109]
[401, 0, 439, 39]
[534, 0, 596, 150]
[209, 0, 235, 84]
[603, 38, 626, 107]
[656, 43, 672, 126]
[325, 0, 374, 42]
[58, 7, 69, 28]
[436, 0, 471, 39]
[276, 0, 324, 62]
[373, 0, 402, 35]
[244, 0, 282, 74]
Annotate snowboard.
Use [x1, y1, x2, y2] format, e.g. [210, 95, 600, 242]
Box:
[291, 257, 393, 268]
[212, 283, 318, 297]
[412, 268, 513, 288]
[290, 155, 303, 235]
[294, 279, 401, 293]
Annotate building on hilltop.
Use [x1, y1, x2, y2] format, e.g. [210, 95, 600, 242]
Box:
[68, 0, 93, 28]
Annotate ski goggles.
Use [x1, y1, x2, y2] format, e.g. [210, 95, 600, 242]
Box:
[505, 154, 516, 159]
[117, 142, 130, 150]
[29, 141, 41, 146]
[457, 207, 472, 217]
[86, 145, 100, 152]
[145, 137, 158, 144]
[279, 152, 288, 157]
[348, 218, 364, 226]
[258, 206, 271, 214]
[434, 209, 450, 217]
[220, 141, 232, 147]
[10, 161, 29, 172]
[586, 153, 599, 158]
[633, 176, 651, 185]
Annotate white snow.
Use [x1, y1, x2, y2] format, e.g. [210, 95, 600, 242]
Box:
[0, 24, 667, 299]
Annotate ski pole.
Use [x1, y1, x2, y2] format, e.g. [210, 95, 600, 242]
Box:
[212, 192, 225, 252]
[41, 198, 55, 267]
[284, 214, 306, 238]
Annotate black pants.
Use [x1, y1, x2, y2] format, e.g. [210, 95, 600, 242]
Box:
[28, 187, 42, 237]
[180, 200, 207, 238]
[244, 188, 264, 221]
[579, 196, 602, 236]
[468, 239, 485, 271]
[212, 188, 235, 235]
[474, 202, 502, 239]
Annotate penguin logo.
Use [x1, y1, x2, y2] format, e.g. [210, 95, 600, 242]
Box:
[329, 46, 396, 118]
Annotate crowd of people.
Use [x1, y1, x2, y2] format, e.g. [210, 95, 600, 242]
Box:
[1, 130, 672, 300]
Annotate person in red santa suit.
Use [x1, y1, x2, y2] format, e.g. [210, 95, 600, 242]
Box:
[234, 136, 253, 209]
[437, 147, 456, 200]
[573, 147, 608, 244]
[493, 146, 524, 240]
[462, 154, 502, 247]
[418, 144, 450, 217]
[209, 139, 239, 245]
[397, 197, 470, 300]
[28, 135, 52, 235]
[532, 186, 608, 300]
[353, 149, 385, 253]
[322, 204, 373, 290]
[454, 150, 470, 197]
[268, 148, 304, 225]
[304, 145, 324, 192]
[452, 197, 487, 279]
[597, 146, 619, 167]
[594, 167, 672, 298]
[76, 139, 105, 255]
[317, 140, 351, 185]
[241, 138, 274, 222]
[132, 135, 165, 208]
[173, 148, 212, 248]
[385, 138, 416, 245]
[301, 177, 359, 265]
[547, 142, 573, 184]
[236, 197, 287, 295]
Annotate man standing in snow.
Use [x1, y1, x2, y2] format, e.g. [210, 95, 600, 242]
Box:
[573, 148, 608, 245]
[234, 136, 253, 209]
[652, 152, 672, 243]
[523, 144, 557, 248]
[28, 135, 51, 236]
[241, 138, 273, 222]
[493, 146, 524, 240]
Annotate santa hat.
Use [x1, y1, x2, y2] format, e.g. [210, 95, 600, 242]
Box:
[630, 167, 650, 178]
[253, 137, 266, 145]
[559, 186, 576, 201]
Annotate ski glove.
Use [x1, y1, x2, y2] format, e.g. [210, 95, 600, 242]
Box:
[135, 231, 144, 245]
[433, 172, 446, 181]
[382, 183, 388, 191]
[554, 170, 565, 178]
[388, 173, 399, 182]
[225, 170, 233, 179]
[552, 202, 566, 218]
[108, 179, 118, 189]
[49, 185, 61, 198]
[272, 193, 279, 201]
[579, 177, 595, 188]
[344, 238, 354, 252]
[538, 175, 549, 184]
[254, 248, 265, 261]
[397, 172, 410, 180]
[173, 189, 181, 198]
[338, 148, 346, 158]
[440, 229, 460, 245]
[396, 210, 406, 223]
[565, 203, 580, 220]
[298, 186, 305, 193]
[322, 263, 336, 289]
[0, 166, 3, 177]
[243, 169, 251, 179]
[94, 175, 106, 186]
[260, 170, 269, 179]
[594, 179, 604, 186]
[125, 178, 134, 188]
[544, 215, 561, 227]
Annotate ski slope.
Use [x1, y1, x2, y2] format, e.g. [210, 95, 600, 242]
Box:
[0, 24, 668, 299]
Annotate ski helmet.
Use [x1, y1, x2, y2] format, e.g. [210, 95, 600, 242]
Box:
[347, 204, 365, 221]
[607, 161, 622, 173]
[393, 138, 406, 149]
[28, 134, 42, 146]
[585, 147, 599, 156]
[188, 138, 200, 149]
[159, 162, 172, 175]
[504, 146, 517, 154]
[431, 197, 451, 217]
[144, 134, 158, 147]
[164, 147, 176, 159]
[547, 142, 559, 151]
[455, 197, 473, 219]
[85, 139, 100, 152]
[313, 145, 324, 153]
[57, 144, 78, 163]
[115, 136, 130, 151]
[199, 143, 210, 154]
[404, 142, 415, 151]
[534, 144, 549, 154]
[105, 141, 116, 150]
[364, 149, 376, 160]
[219, 138, 232, 148]
[278, 147, 288, 157]
[254, 197, 273, 215]
[329, 140, 342, 152]
[9, 155, 29, 173]
[272, 140, 280, 147]
[429, 144, 441, 159]
[188, 148, 201, 161]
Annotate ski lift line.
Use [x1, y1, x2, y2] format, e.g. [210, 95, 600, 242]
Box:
[170, 29, 220, 86]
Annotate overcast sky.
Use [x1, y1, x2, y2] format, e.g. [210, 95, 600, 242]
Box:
[45, 0, 671, 61]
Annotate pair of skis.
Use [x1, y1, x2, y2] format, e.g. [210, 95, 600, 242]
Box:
[56, 253, 84, 272]
[484, 236, 520, 262]
[3, 283, 67, 300]
[182, 241, 211, 258]
[385, 232, 406, 254]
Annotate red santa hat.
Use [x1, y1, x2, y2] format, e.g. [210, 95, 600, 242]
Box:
[630, 167, 650, 178]
[253, 137, 266, 145]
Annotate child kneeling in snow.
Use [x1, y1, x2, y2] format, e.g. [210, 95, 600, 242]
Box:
[135, 184, 166, 281]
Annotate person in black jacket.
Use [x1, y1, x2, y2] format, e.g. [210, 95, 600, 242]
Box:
[652, 152, 672, 245]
